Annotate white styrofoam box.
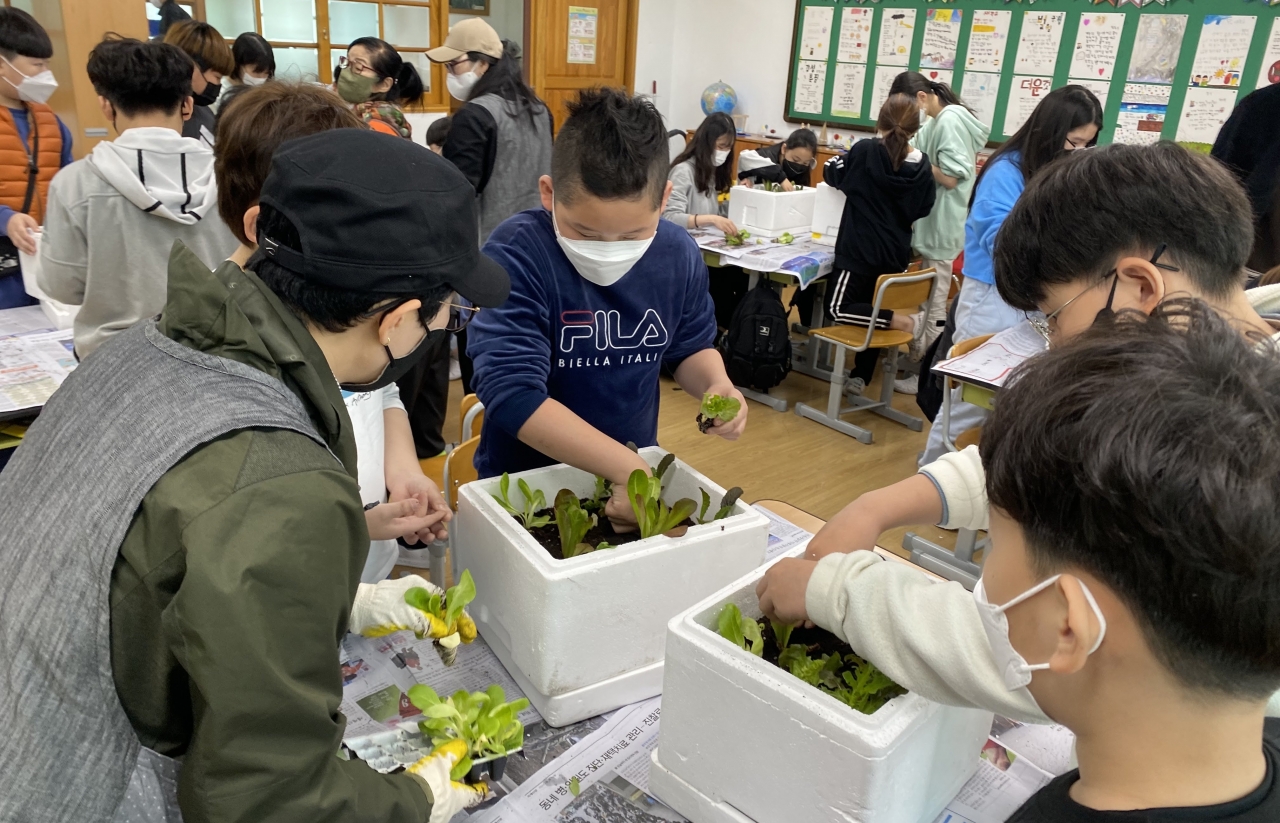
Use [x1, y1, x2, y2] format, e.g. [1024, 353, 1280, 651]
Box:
[650, 547, 993, 823]
[726, 185, 816, 239]
[810, 181, 846, 248]
[18, 230, 78, 330]
[454, 447, 769, 727]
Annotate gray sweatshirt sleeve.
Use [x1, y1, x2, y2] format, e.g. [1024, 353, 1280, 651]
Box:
[37, 175, 88, 307]
[663, 162, 695, 227]
[805, 550, 1051, 724]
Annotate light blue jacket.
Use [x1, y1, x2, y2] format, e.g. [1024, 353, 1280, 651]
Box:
[962, 151, 1023, 285]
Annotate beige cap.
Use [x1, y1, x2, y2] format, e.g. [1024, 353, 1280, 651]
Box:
[426, 18, 503, 63]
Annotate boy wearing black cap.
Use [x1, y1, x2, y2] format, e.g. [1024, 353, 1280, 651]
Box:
[468, 87, 745, 527]
[0, 130, 508, 823]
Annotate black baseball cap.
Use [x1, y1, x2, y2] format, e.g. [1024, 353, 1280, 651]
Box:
[257, 129, 509, 308]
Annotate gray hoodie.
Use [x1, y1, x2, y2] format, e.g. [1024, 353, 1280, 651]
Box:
[38, 127, 237, 358]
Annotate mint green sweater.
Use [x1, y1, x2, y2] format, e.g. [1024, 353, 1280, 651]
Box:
[911, 105, 991, 261]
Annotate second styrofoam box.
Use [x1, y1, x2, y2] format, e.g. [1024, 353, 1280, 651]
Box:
[18, 230, 78, 331]
[727, 185, 816, 239]
[650, 548, 993, 823]
[810, 181, 846, 248]
[454, 448, 768, 709]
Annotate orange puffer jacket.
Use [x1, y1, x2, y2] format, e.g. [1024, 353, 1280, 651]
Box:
[0, 103, 62, 224]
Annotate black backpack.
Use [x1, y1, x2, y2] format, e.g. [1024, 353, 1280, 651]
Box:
[720, 280, 792, 391]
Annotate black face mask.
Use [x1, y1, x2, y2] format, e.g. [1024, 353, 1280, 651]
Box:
[1092, 273, 1120, 328]
[191, 76, 221, 108]
[339, 323, 442, 393]
[783, 159, 810, 178]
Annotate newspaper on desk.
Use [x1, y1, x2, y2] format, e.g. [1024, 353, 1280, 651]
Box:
[931, 321, 1048, 392]
[689, 228, 834, 288]
[0, 327, 76, 414]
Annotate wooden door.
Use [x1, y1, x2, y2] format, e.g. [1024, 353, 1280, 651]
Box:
[527, 0, 637, 132]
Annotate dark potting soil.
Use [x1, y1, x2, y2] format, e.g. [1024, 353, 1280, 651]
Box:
[514, 502, 694, 560]
[758, 618, 851, 666]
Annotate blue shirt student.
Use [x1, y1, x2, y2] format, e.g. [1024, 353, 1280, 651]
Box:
[468, 209, 717, 478]
[962, 150, 1023, 286]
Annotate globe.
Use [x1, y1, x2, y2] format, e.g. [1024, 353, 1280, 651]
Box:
[701, 81, 738, 116]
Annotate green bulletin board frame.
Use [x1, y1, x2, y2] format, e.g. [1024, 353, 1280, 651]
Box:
[783, 0, 1280, 144]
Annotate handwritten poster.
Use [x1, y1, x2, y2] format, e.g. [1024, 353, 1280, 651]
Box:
[1114, 84, 1170, 146]
[566, 6, 597, 64]
[1127, 14, 1188, 85]
[793, 60, 828, 115]
[1004, 76, 1054, 136]
[1015, 12, 1066, 77]
[837, 7, 873, 64]
[968, 10, 1012, 74]
[878, 9, 917, 68]
[921, 9, 963, 70]
[1069, 13, 1125, 81]
[800, 5, 834, 60]
[1258, 18, 1280, 89]
[961, 71, 1002, 131]
[1189, 15, 1256, 88]
[871, 64, 901, 117]
[1175, 86, 1237, 146]
[831, 63, 867, 120]
[1070, 78, 1112, 113]
[921, 68, 954, 89]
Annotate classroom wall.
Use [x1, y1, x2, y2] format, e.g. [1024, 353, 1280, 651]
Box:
[449, 0, 524, 51]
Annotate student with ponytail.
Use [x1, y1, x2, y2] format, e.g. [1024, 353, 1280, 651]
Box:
[822, 94, 936, 395]
[889, 71, 990, 374]
[918, 83, 1102, 464]
[334, 36, 424, 139]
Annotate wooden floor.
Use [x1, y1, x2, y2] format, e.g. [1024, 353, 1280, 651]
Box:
[442, 348, 961, 558]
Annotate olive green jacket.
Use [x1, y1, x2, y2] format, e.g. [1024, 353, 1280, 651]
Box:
[109, 245, 432, 822]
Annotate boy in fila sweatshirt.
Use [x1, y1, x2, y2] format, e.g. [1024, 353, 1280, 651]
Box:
[756, 143, 1280, 726]
[468, 88, 745, 530]
[39, 36, 236, 359]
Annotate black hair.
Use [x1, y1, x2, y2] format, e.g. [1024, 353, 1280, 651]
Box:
[973, 84, 1102, 206]
[672, 112, 735, 195]
[346, 37, 424, 103]
[232, 32, 275, 81]
[994, 143, 1254, 311]
[87, 35, 192, 118]
[784, 128, 818, 154]
[250, 203, 450, 333]
[983, 299, 1280, 701]
[0, 7, 51, 60]
[425, 115, 451, 148]
[465, 40, 547, 125]
[889, 70, 972, 114]
[551, 87, 669, 208]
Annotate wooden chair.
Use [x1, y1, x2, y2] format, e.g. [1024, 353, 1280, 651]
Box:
[793, 269, 936, 444]
[418, 394, 485, 487]
[428, 435, 480, 588]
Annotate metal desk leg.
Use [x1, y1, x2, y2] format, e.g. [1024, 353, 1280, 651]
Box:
[793, 345, 874, 444]
[736, 385, 788, 412]
[428, 539, 449, 588]
[904, 530, 982, 590]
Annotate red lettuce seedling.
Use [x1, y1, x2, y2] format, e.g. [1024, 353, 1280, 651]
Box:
[627, 465, 696, 539]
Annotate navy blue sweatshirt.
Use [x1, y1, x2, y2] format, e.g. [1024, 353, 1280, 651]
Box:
[468, 209, 717, 478]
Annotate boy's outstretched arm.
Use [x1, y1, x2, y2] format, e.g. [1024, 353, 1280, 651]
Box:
[672, 349, 748, 440]
[758, 553, 1051, 724]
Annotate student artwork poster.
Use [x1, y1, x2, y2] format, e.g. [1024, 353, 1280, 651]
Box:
[1176, 86, 1238, 150]
[1113, 84, 1169, 146]
[831, 62, 867, 120]
[1188, 15, 1256, 89]
[1069, 12, 1125, 82]
[793, 60, 828, 116]
[967, 9, 1011, 74]
[1070, 78, 1111, 114]
[1013, 12, 1066, 77]
[878, 9, 917, 68]
[1004, 76, 1054, 137]
[1258, 17, 1280, 89]
[800, 5, 834, 60]
[871, 64, 900, 118]
[1127, 14, 1188, 85]
[920, 9, 962, 71]
[961, 71, 1002, 132]
[837, 6, 873, 65]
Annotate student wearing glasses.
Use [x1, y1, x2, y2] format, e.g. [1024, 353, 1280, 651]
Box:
[918, 84, 1103, 464]
[334, 36, 425, 139]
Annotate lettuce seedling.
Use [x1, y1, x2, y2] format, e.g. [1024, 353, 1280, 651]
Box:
[555, 489, 596, 558]
[408, 684, 529, 780]
[775, 232, 795, 245]
[491, 473, 552, 530]
[723, 229, 751, 246]
[698, 487, 743, 524]
[627, 467, 697, 539]
[831, 657, 906, 715]
[582, 474, 610, 515]
[404, 569, 478, 665]
[770, 619, 794, 651]
[716, 603, 764, 656]
[697, 393, 742, 434]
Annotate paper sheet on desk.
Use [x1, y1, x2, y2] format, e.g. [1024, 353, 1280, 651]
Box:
[753, 503, 814, 560]
[0, 329, 76, 413]
[932, 322, 1047, 391]
[0, 306, 53, 337]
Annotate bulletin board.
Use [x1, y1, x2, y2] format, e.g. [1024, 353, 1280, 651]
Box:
[784, 0, 1280, 149]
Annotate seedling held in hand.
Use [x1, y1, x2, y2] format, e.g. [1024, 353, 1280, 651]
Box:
[697, 393, 742, 434]
[407, 684, 529, 782]
[404, 569, 478, 665]
[492, 473, 553, 530]
[723, 229, 751, 247]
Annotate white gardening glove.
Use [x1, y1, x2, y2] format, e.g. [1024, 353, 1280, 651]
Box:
[349, 575, 446, 639]
[406, 739, 488, 823]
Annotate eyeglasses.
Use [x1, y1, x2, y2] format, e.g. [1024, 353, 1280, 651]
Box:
[1027, 244, 1181, 344]
[337, 55, 376, 76]
[444, 58, 476, 75]
[443, 300, 479, 333]
[1064, 137, 1095, 151]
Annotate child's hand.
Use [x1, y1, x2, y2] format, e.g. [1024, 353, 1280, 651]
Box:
[780, 180, 795, 192]
[604, 483, 640, 533]
[387, 475, 452, 544]
[705, 215, 740, 236]
[703, 384, 748, 441]
[756, 557, 818, 625]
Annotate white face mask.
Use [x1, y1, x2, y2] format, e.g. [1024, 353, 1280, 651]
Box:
[713, 148, 731, 167]
[446, 70, 479, 102]
[973, 574, 1107, 692]
[242, 74, 268, 87]
[1, 56, 57, 104]
[551, 204, 655, 287]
